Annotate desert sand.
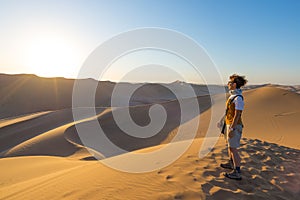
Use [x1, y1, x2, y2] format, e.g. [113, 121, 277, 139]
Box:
[0, 74, 299, 200]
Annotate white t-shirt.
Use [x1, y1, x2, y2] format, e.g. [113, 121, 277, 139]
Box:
[229, 95, 244, 111]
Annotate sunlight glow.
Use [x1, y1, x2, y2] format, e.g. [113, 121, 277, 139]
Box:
[24, 35, 81, 78]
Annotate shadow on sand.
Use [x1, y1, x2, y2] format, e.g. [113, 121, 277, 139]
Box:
[201, 138, 300, 200]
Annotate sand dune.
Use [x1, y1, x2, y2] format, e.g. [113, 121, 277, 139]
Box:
[1, 74, 300, 199]
[0, 107, 109, 159]
[243, 86, 300, 149]
[65, 95, 213, 158]
[0, 94, 212, 159]
[0, 109, 76, 155]
[0, 111, 52, 128]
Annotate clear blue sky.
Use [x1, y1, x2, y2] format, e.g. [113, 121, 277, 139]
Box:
[0, 0, 299, 84]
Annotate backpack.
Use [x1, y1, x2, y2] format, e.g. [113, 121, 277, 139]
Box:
[220, 95, 244, 134]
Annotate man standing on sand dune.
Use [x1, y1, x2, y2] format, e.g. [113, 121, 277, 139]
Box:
[220, 74, 247, 180]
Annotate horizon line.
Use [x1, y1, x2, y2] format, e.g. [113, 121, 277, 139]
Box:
[1, 72, 299, 86]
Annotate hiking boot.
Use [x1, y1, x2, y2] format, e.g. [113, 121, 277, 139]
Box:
[224, 170, 242, 180]
[220, 161, 234, 170]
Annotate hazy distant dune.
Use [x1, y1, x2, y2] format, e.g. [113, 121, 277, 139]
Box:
[0, 74, 224, 119]
[0, 74, 74, 118]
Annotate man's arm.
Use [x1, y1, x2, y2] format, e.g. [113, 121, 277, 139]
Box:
[228, 110, 242, 138]
[231, 110, 242, 129]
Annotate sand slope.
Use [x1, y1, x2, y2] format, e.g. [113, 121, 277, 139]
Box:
[243, 86, 300, 149]
[0, 138, 299, 200]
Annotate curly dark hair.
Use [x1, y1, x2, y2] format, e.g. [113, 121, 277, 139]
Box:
[230, 74, 248, 88]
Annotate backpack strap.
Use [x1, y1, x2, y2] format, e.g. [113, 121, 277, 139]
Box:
[225, 95, 244, 115]
[229, 94, 243, 104]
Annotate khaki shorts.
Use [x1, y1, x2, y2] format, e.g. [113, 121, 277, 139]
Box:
[226, 124, 242, 148]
